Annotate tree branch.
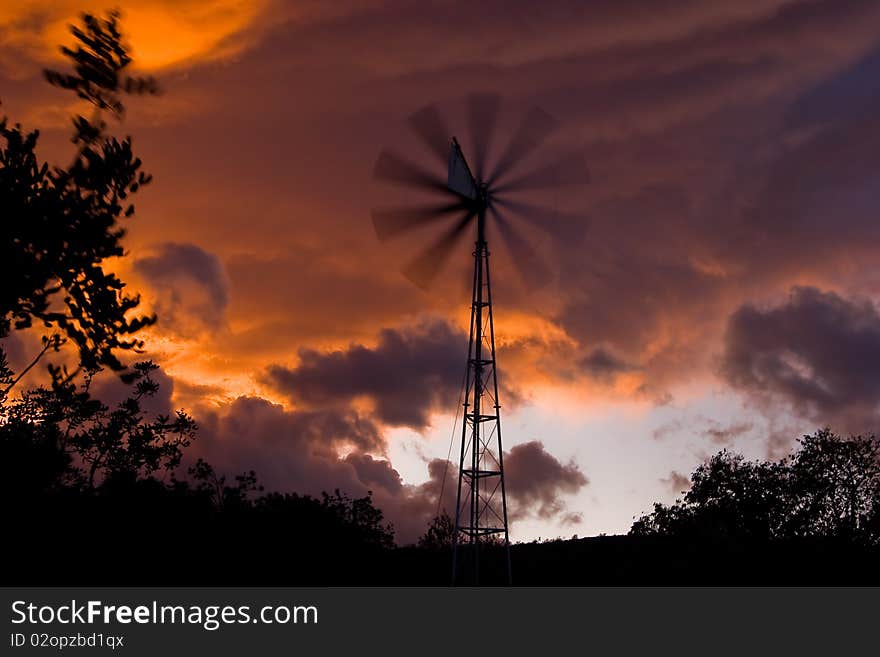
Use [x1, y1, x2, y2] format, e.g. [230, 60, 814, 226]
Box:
[2, 336, 58, 395]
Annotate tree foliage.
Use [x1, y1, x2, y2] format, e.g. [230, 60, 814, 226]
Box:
[187, 457, 263, 511]
[0, 10, 158, 374]
[0, 360, 196, 490]
[418, 512, 455, 550]
[631, 429, 880, 544]
[319, 489, 396, 549]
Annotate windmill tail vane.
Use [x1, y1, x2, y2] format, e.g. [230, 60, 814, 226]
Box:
[448, 137, 478, 201]
[370, 94, 589, 584]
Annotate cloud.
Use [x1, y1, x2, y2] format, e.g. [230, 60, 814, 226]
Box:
[343, 451, 404, 494]
[263, 320, 467, 430]
[660, 470, 690, 496]
[188, 397, 439, 543]
[221, 248, 424, 352]
[651, 415, 754, 447]
[188, 395, 453, 543]
[133, 243, 229, 339]
[701, 421, 754, 445]
[502, 441, 588, 520]
[190, 396, 382, 491]
[721, 286, 880, 432]
[89, 364, 176, 419]
[0, 1, 271, 75]
[579, 346, 639, 382]
[652, 419, 683, 441]
[58, 0, 878, 412]
[190, 395, 585, 542]
[401, 441, 588, 532]
[550, 30, 880, 398]
[9, 0, 880, 403]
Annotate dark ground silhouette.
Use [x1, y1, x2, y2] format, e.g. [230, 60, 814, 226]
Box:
[6, 494, 880, 585]
[3, 382, 880, 585]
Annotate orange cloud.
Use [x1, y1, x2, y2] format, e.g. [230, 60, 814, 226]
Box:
[0, 1, 268, 73]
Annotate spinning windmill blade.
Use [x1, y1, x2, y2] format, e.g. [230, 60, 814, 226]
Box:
[371, 94, 589, 289]
[493, 150, 591, 194]
[487, 105, 557, 186]
[489, 204, 554, 289]
[408, 103, 452, 165]
[467, 92, 501, 180]
[402, 209, 477, 289]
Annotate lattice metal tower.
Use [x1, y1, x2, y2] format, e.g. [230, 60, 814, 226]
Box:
[450, 140, 512, 586]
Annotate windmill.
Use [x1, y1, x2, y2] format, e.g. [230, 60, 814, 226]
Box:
[371, 94, 588, 585]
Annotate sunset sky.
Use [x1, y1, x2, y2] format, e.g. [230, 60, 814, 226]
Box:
[3, 0, 880, 543]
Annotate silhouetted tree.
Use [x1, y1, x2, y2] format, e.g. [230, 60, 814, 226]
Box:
[784, 429, 880, 540]
[0, 349, 12, 405]
[319, 489, 396, 549]
[0, 381, 75, 498]
[1, 10, 158, 379]
[631, 429, 880, 544]
[187, 457, 263, 511]
[74, 363, 196, 486]
[629, 500, 694, 538]
[418, 512, 455, 550]
[0, 361, 196, 489]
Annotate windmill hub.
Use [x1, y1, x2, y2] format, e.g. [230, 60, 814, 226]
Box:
[477, 182, 491, 210]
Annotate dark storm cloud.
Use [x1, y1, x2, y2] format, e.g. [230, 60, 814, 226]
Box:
[89, 364, 176, 420]
[503, 441, 588, 520]
[559, 184, 701, 357]
[550, 26, 880, 399]
[390, 442, 589, 534]
[557, 183, 727, 389]
[389, 457, 459, 540]
[732, 52, 880, 266]
[512, 0, 880, 147]
[191, 396, 587, 541]
[189, 395, 454, 543]
[133, 243, 230, 338]
[344, 452, 404, 495]
[580, 347, 639, 382]
[221, 249, 425, 354]
[264, 320, 466, 430]
[784, 43, 880, 128]
[53, 0, 879, 410]
[721, 286, 880, 431]
[190, 396, 383, 493]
